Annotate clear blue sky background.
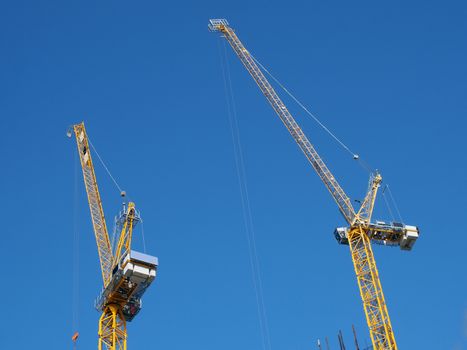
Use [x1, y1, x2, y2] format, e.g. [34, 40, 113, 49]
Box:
[1, 1, 466, 349]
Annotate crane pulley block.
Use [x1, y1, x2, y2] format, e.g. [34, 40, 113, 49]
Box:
[399, 225, 419, 251]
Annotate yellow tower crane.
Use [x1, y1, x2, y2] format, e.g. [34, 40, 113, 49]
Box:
[209, 19, 419, 350]
[70, 122, 158, 350]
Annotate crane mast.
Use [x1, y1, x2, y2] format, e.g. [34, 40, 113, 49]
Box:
[71, 122, 158, 350]
[209, 19, 419, 350]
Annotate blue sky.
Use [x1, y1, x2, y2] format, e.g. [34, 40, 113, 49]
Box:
[1, 1, 466, 349]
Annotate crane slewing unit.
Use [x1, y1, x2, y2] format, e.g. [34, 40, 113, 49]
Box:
[209, 19, 419, 350]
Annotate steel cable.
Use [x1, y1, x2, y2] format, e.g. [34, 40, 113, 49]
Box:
[218, 37, 272, 350]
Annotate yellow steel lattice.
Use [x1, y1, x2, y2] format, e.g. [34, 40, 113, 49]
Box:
[73, 123, 114, 286]
[98, 305, 127, 350]
[348, 227, 397, 349]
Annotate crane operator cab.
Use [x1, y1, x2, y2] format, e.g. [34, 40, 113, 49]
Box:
[334, 222, 419, 251]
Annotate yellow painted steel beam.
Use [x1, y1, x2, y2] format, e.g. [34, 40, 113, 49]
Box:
[348, 227, 397, 349]
[113, 202, 136, 267]
[98, 305, 127, 350]
[73, 122, 114, 286]
[355, 173, 382, 225]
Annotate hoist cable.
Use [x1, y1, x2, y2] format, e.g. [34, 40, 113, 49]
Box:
[385, 184, 403, 222]
[220, 38, 271, 350]
[88, 138, 125, 195]
[72, 146, 80, 348]
[111, 216, 118, 255]
[250, 53, 372, 172]
[218, 38, 272, 350]
[250, 54, 354, 155]
[381, 185, 396, 222]
[141, 218, 147, 254]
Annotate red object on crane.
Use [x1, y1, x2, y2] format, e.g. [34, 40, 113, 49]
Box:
[72, 332, 79, 342]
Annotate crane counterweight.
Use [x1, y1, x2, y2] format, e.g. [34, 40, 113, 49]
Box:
[334, 222, 419, 250]
[96, 250, 158, 321]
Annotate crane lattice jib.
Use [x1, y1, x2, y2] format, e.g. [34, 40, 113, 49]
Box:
[356, 173, 382, 225]
[73, 122, 114, 287]
[210, 20, 356, 224]
[113, 202, 136, 268]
